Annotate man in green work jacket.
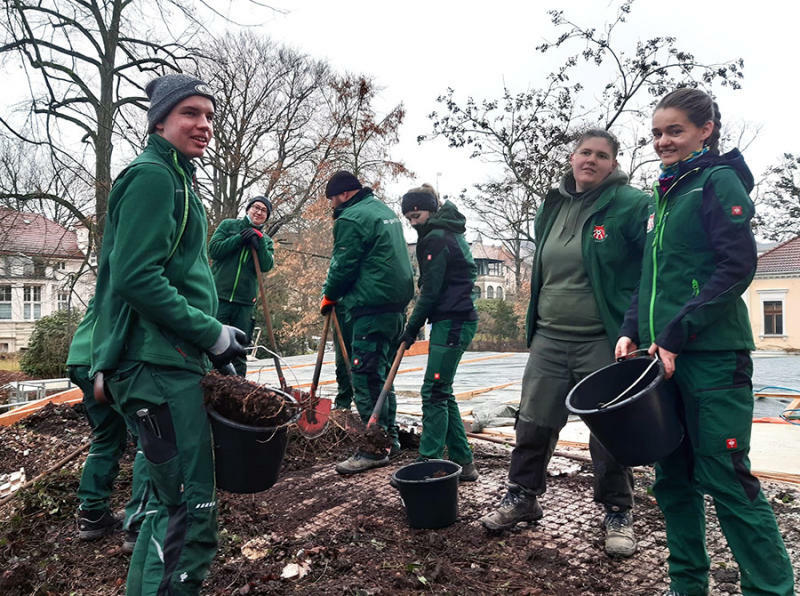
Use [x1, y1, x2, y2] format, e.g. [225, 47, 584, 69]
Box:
[209, 196, 275, 376]
[320, 170, 414, 474]
[90, 74, 246, 595]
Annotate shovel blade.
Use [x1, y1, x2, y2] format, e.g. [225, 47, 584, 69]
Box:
[295, 397, 332, 439]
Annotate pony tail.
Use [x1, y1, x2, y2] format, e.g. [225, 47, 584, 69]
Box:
[706, 100, 722, 155]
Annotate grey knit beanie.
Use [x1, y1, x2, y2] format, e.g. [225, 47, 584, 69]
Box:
[145, 74, 216, 134]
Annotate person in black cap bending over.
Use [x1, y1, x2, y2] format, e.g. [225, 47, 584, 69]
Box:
[208, 196, 275, 376]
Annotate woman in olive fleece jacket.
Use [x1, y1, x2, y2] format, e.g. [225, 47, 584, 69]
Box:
[400, 186, 479, 480]
[480, 130, 648, 561]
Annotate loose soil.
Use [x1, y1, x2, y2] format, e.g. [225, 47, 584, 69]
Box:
[202, 372, 299, 427]
[1, 402, 798, 595]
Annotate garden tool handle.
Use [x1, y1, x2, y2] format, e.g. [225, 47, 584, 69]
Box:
[251, 246, 287, 391]
[310, 311, 332, 399]
[367, 342, 406, 429]
[331, 309, 352, 380]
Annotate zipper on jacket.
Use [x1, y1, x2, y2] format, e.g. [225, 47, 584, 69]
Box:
[648, 168, 700, 342]
[228, 248, 248, 302]
[691, 279, 700, 297]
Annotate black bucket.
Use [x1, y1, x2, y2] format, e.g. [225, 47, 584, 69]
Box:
[565, 356, 684, 466]
[391, 459, 461, 529]
[208, 404, 293, 494]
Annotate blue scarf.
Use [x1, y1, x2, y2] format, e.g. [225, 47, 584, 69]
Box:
[658, 146, 709, 195]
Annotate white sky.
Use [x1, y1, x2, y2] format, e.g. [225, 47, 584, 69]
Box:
[214, 0, 799, 204]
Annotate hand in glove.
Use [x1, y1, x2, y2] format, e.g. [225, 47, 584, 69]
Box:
[320, 296, 337, 315]
[400, 329, 417, 349]
[240, 227, 263, 248]
[207, 325, 248, 370]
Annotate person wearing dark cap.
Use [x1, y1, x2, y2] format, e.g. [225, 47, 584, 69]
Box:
[320, 170, 414, 474]
[400, 184, 480, 481]
[90, 73, 247, 594]
[208, 196, 275, 375]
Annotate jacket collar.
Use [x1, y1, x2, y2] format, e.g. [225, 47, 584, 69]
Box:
[333, 187, 372, 219]
[146, 134, 196, 178]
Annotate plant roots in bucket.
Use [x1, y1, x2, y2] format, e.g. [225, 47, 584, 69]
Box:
[208, 407, 289, 494]
[391, 459, 461, 529]
[566, 357, 684, 466]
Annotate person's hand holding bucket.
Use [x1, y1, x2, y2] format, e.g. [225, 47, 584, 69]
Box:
[647, 343, 678, 379]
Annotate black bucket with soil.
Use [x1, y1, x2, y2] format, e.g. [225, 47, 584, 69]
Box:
[391, 459, 461, 529]
[565, 355, 683, 466]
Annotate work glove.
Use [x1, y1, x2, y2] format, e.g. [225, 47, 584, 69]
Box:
[400, 329, 417, 349]
[240, 227, 263, 248]
[320, 296, 337, 315]
[207, 325, 248, 371]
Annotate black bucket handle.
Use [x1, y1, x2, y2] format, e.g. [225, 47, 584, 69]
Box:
[599, 352, 660, 409]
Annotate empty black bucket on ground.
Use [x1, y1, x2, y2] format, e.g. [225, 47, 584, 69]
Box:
[391, 459, 461, 529]
[208, 406, 289, 494]
[565, 356, 683, 467]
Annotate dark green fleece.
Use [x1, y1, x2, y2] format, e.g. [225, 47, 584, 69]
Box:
[209, 216, 274, 305]
[405, 200, 477, 337]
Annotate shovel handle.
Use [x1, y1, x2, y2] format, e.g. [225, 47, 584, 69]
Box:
[310, 311, 332, 399]
[367, 341, 406, 429]
[251, 246, 287, 391]
[331, 309, 352, 380]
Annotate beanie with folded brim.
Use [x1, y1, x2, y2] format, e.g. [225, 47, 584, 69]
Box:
[401, 184, 439, 214]
[246, 196, 272, 219]
[325, 170, 362, 198]
[146, 74, 217, 134]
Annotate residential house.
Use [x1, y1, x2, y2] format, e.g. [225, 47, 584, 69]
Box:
[470, 235, 530, 301]
[744, 235, 800, 351]
[0, 209, 94, 352]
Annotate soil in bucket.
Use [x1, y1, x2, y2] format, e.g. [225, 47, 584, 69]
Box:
[565, 356, 684, 467]
[202, 372, 300, 493]
[391, 459, 461, 529]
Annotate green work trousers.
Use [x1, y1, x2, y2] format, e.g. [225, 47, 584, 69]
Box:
[68, 365, 149, 533]
[418, 319, 477, 464]
[333, 304, 354, 409]
[350, 312, 403, 453]
[215, 299, 255, 376]
[653, 350, 794, 596]
[106, 361, 217, 596]
[508, 334, 634, 511]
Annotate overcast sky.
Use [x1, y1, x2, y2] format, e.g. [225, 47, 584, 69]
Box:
[209, 0, 799, 206]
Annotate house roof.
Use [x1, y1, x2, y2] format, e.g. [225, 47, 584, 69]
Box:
[755, 235, 800, 276]
[0, 208, 84, 260]
[470, 242, 505, 263]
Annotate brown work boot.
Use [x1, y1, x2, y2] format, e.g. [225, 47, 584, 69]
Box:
[603, 510, 637, 557]
[480, 487, 543, 531]
[459, 462, 479, 482]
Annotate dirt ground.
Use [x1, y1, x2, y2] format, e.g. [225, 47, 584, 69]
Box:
[1, 402, 798, 595]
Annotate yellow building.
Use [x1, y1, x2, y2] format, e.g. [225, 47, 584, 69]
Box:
[744, 236, 800, 351]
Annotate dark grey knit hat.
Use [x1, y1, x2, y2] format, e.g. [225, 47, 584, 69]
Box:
[145, 74, 216, 134]
[401, 184, 439, 214]
[325, 170, 362, 198]
[246, 196, 272, 219]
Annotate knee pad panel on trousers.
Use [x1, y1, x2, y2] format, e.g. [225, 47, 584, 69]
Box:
[731, 451, 761, 502]
[430, 384, 449, 403]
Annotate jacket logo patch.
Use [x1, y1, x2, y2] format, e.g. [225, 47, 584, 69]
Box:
[731, 205, 743, 216]
[427, 254, 432, 261]
[646, 213, 655, 232]
[726, 438, 738, 449]
[592, 225, 607, 241]
[434, 372, 440, 380]
[353, 358, 360, 366]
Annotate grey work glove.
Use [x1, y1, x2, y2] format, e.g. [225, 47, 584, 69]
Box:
[207, 325, 248, 371]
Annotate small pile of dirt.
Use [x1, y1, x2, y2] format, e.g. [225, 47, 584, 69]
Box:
[202, 371, 299, 427]
[19, 401, 86, 434]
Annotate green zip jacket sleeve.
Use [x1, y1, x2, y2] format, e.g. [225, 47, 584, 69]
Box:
[66, 299, 95, 366]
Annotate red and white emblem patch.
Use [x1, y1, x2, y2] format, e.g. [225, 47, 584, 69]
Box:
[646, 213, 655, 232]
[731, 205, 743, 216]
[353, 358, 360, 366]
[592, 225, 607, 241]
[427, 253, 432, 261]
[726, 438, 738, 450]
[434, 372, 440, 380]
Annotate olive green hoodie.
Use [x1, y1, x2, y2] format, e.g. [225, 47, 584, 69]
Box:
[90, 134, 221, 376]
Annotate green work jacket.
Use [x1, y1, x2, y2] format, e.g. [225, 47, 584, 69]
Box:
[322, 188, 414, 318]
[66, 299, 95, 367]
[526, 175, 649, 348]
[209, 217, 274, 305]
[90, 134, 221, 376]
[620, 149, 756, 353]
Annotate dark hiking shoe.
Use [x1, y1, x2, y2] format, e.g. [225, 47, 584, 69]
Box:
[459, 462, 479, 482]
[335, 452, 389, 475]
[77, 509, 122, 541]
[122, 529, 139, 554]
[603, 511, 637, 557]
[480, 489, 543, 531]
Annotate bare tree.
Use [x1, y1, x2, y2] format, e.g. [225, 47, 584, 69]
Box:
[752, 153, 800, 242]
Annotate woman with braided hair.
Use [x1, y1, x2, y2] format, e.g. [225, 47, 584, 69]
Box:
[616, 88, 794, 595]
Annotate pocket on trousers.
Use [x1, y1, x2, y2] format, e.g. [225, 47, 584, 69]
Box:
[695, 384, 752, 456]
[136, 403, 183, 506]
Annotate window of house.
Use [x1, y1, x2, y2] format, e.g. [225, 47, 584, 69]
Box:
[488, 262, 503, 276]
[476, 261, 488, 276]
[56, 261, 66, 270]
[23, 285, 42, 320]
[497, 286, 504, 300]
[0, 285, 11, 320]
[58, 291, 69, 311]
[33, 259, 46, 277]
[487, 286, 495, 299]
[474, 286, 481, 299]
[763, 301, 783, 335]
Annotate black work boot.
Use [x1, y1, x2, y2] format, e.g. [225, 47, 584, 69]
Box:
[77, 509, 122, 541]
[479, 486, 543, 531]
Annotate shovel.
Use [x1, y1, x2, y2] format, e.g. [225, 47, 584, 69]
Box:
[361, 341, 407, 451]
[295, 311, 333, 438]
[250, 246, 287, 391]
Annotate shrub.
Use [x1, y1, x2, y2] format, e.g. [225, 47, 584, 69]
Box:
[20, 309, 84, 379]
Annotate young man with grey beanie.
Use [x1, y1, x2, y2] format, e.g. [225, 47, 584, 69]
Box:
[90, 73, 246, 594]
